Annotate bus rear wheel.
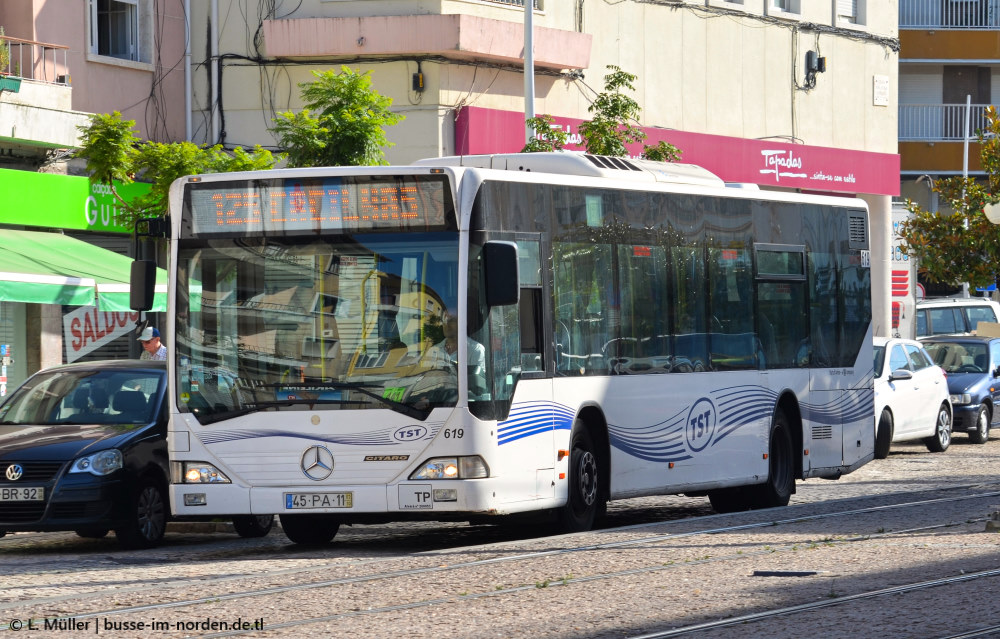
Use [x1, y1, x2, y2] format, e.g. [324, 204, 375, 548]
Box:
[557, 425, 602, 533]
[280, 514, 340, 545]
[749, 409, 794, 508]
[708, 409, 794, 513]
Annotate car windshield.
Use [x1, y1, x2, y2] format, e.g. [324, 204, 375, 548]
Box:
[923, 342, 988, 374]
[873, 344, 886, 378]
[0, 368, 164, 426]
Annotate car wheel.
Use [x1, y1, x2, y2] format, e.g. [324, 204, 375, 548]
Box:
[874, 409, 893, 459]
[557, 424, 603, 533]
[924, 403, 952, 453]
[75, 528, 109, 539]
[969, 406, 991, 444]
[232, 514, 274, 538]
[114, 480, 168, 549]
[279, 514, 339, 545]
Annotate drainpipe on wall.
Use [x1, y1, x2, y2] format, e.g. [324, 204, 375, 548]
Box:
[211, 0, 219, 144]
[185, 0, 192, 141]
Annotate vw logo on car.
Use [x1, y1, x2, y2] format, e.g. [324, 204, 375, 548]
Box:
[5, 464, 23, 481]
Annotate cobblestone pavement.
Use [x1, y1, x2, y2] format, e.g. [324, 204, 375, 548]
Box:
[2, 435, 999, 638]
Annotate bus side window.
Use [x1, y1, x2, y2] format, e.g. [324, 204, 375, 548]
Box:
[519, 288, 543, 372]
[517, 239, 544, 373]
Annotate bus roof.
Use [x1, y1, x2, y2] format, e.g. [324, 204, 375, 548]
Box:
[412, 152, 726, 188]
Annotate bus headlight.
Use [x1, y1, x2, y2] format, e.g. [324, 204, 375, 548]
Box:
[410, 456, 489, 480]
[950, 393, 972, 406]
[69, 449, 123, 476]
[172, 461, 232, 484]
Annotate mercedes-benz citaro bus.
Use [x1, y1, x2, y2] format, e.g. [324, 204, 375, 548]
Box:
[129, 152, 875, 544]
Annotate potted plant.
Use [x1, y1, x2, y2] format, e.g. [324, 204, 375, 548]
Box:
[0, 27, 9, 75]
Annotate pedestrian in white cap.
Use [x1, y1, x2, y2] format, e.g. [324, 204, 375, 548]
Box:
[137, 327, 167, 361]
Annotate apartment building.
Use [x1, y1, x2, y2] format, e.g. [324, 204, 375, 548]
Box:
[899, 0, 998, 211]
[0, 0, 184, 386]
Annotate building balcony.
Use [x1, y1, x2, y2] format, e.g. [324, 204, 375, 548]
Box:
[899, 103, 989, 174]
[901, 0, 1000, 28]
[1, 35, 70, 85]
[0, 34, 87, 162]
[262, 14, 590, 70]
[899, 103, 991, 141]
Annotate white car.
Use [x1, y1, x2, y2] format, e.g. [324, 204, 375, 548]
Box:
[873, 337, 953, 458]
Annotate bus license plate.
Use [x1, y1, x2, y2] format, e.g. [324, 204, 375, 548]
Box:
[284, 492, 352, 509]
[0, 487, 44, 501]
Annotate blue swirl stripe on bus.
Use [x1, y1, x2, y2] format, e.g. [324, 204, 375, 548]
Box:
[197, 426, 438, 447]
[608, 408, 691, 463]
[497, 401, 574, 445]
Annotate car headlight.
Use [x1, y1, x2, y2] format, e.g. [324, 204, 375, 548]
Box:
[69, 449, 123, 476]
[409, 456, 489, 480]
[950, 394, 972, 405]
[172, 461, 232, 484]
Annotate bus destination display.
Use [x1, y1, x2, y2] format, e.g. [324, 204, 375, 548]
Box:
[183, 175, 452, 236]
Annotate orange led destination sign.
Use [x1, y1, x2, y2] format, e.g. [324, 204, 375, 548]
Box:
[182, 174, 453, 237]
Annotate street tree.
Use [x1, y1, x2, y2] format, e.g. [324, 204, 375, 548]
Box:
[899, 105, 1000, 290]
[76, 111, 280, 229]
[522, 66, 681, 161]
[271, 66, 404, 168]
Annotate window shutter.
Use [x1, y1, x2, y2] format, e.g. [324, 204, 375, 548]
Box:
[837, 0, 857, 20]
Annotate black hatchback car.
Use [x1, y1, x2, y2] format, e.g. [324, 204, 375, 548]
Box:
[921, 336, 1000, 443]
[0, 360, 272, 548]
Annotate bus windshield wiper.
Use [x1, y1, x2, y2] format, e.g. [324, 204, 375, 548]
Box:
[193, 399, 362, 425]
[263, 381, 430, 420]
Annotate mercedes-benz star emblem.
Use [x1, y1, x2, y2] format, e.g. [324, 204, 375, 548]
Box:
[5, 464, 24, 481]
[300, 445, 334, 481]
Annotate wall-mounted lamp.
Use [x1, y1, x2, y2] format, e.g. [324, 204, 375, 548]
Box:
[805, 50, 827, 88]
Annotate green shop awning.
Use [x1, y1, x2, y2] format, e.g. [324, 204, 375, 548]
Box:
[0, 229, 166, 311]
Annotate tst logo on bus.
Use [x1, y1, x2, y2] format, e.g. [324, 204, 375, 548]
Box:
[686, 398, 717, 453]
[393, 426, 428, 442]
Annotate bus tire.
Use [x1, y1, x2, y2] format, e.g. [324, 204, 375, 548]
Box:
[232, 514, 274, 538]
[708, 487, 748, 513]
[749, 409, 794, 509]
[557, 425, 601, 533]
[874, 409, 893, 459]
[280, 514, 340, 545]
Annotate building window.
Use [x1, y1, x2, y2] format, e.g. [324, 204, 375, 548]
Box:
[771, 0, 800, 13]
[836, 0, 866, 25]
[89, 0, 150, 63]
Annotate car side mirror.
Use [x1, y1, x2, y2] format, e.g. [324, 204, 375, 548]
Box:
[889, 368, 913, 382]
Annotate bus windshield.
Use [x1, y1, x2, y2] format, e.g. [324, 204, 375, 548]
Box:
[175, 232, 462, 423]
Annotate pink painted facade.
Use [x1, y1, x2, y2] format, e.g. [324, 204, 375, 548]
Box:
[0, 0, 187, 142]
[456, 106, 901, 197]
[262, 15, 591, 70]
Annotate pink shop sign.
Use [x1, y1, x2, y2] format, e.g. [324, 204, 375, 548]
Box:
[455, 106, 899, 196]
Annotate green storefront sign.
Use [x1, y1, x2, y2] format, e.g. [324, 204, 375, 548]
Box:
[0, 169, 151, 233]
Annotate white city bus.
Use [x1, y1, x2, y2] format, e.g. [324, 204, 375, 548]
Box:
[146, 153, 875, 544]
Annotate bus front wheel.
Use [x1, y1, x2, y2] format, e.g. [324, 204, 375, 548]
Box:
[557, 425, 602, 533]
[280, 514, 340, 545]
